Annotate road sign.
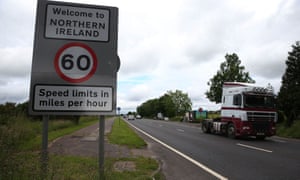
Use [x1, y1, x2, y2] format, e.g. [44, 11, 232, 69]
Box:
[45, 4, 110, 41]
[54, 42, 98, 83]
[33, 85, 113, 112]
[29, 0, 119, 115]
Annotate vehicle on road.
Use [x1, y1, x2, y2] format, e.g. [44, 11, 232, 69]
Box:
[202, 82, 277, 139]
[128, 114, 135, 120]
[136, 114, 142, 119]
[157, 112, 164, 120]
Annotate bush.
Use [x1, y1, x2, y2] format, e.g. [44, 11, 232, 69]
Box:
[170, 116, 183, 122]
[277, 120, 300, 138]
[277, 110, 286, 124]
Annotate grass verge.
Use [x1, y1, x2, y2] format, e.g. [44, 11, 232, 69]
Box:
[1, 116, 163, 179]
[276, 120, 300, 139]
[2, 152, 158, 180]
[107, 117, 147, 148]
[19, 116, 98, 151]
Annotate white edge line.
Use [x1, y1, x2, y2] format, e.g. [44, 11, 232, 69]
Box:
[236, 143, 273, 153]
[127, 121, 228, 180]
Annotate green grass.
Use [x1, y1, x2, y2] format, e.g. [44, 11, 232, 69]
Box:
[276, 120, 300, 139]
[108, 118, 147, 148]
[105, 157, 159, 179]
[0, 115, 162, 179]
[208, 112, 220, 119]
[18, 116, 98, 151]
[1, 152, 159, 179]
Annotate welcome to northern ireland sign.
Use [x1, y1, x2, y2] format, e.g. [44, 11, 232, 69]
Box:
[45, 4, 110, 41]
[29, 0, 120, 116]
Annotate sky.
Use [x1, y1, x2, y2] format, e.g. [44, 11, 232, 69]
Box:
[0, 0, 299, 113]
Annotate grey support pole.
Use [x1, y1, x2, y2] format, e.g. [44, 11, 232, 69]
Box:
[99, 115, 105, 179]
[41, 115, 49, 178]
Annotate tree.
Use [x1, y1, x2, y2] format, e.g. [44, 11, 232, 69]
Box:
[137, 98, 160, 117]
[205, 53, 255, 103]
[167, 90, 192, 116]
[137, 90, 192, 118]
[159, 94, 176, 117]
[277, 41, 300, 126]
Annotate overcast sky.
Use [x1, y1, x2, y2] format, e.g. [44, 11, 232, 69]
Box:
[0, 0, 299, 113]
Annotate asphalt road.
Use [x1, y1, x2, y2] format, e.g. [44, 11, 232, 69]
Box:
[128, 119, 300, 180]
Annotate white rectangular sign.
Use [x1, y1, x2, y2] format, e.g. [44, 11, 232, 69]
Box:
[33, 85, 113, 112]
[45, 4, 110, 41]
[29, 0, 118, 115]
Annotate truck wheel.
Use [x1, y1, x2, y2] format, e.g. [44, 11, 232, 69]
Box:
[227, 123, 236, 139]
[202, 121, 211, 133]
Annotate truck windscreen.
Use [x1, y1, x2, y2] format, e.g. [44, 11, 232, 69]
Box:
[244, 93, 275, 108]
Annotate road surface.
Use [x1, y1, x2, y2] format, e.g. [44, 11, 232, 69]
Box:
[128, 119, 300, 180]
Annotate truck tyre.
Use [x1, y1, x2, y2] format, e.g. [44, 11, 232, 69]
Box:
[227, 123, 236, 139]
[202, 121, 211, 133]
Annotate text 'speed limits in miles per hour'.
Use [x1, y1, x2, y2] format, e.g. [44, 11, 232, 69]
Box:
[33, 85, 113, 112]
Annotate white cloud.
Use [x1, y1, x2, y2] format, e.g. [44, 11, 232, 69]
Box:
[0, 0, 298, 112]
[0, 47, 32, 78]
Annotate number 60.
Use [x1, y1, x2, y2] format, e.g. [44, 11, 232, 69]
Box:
[61, 54, 91, 71]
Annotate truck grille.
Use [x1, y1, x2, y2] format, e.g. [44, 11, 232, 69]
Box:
[251, 121, 270, 133]
[247, 112, 276, 121]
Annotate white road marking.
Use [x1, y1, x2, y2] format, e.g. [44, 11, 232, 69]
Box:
[177, 128, 185, 132]
[236, 143, 273, 153]
[127, 122, 228, 180]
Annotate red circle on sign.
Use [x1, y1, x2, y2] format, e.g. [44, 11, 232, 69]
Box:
[54, 42, 98, 83]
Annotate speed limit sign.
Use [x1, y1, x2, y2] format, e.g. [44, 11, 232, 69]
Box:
[54, 42, 98, 83]
[29, 0, 119, 116]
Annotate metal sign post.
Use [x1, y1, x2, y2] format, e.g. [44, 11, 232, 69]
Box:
[41, 115, 49, 178]
[99, 115, 105, 178]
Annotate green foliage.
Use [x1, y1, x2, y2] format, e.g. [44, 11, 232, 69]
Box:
[19, 117, 98, 151]
[276, 110, 286, 124]
[277, 120, 300, 139]
[137, 99, 160, 118]
[170, 116, 183, 122]
[0, 102, 159, 179]
[0, 110, 99, 178]
[1, 152, 159, 179]
[277, 41, 300, 126]
[137, 90, 192, 117]
[208, 111, 221, 119]
[206, 53, 255, 103]
[159, 94, 176, 117]
[108, 118, 146, 148]
[167, 90, 192, 116]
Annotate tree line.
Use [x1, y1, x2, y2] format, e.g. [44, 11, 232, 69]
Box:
[137, 90, 192, 118]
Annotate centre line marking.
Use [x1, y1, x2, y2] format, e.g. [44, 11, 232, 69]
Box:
[177, 129, 185, 132]
[127, 121, 228, 180]
[236, 143, 273, 153]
